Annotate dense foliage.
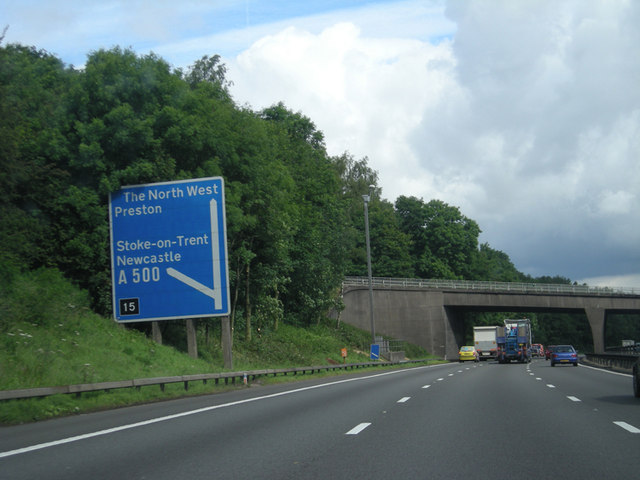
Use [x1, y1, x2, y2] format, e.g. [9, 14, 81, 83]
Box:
[2, 43, 637, 347]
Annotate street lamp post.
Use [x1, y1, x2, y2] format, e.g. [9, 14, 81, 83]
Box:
[362, 190, 375, 345]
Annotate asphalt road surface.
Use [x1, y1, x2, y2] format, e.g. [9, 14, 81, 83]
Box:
[1, 359, 639, 479]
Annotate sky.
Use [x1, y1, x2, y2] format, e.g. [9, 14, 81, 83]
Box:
[2, 0, 639, 288]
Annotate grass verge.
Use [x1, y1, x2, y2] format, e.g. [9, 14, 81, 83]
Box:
[0, 267, 438, 425]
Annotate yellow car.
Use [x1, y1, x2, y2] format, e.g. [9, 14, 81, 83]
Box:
[459, 345, 479, 362]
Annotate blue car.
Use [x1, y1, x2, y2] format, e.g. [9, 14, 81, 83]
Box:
[550, 345, 578, 367]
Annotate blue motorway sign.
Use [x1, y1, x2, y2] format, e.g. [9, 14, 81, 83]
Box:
[109, 177, 230, 322]
[370, 343, 380, 360]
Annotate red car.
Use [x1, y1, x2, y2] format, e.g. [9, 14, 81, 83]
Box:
[545, 345, 556, 360]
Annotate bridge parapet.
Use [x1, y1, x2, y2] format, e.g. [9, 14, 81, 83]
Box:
[343, 276, 640, 297]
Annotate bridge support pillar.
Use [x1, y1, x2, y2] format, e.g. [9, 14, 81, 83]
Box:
[585, 307, 606, 354]
[423, 298, 447, 359]
[443, 307, 464, 360]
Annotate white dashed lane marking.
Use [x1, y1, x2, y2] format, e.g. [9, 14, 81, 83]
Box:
[346, 423, 371, 435]
[614, 421, 640, 434]
[531, 365, 639, 436]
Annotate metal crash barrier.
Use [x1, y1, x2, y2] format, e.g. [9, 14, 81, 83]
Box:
[0, 359, 431, 401]
[582, 353, 638, 373]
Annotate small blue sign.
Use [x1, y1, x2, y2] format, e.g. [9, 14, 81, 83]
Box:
[109, 177, 230, 322]
[370, 344, 380, 360]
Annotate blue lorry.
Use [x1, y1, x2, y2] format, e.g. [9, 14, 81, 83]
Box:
[496, 318, 532, 364]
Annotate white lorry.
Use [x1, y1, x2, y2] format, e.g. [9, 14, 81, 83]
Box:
[473, 326, 498, 361]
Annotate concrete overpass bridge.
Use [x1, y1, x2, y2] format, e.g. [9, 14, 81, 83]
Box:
[339, 277, 640, 359]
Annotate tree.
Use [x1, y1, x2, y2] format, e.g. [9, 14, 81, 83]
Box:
[260, 103, 348, 325]
[184, 54, 232, 101]
[368, 199, 414, 277]
[0, 44, 75, 273]
[395, 196, 480, 279]
[470, 243, 523, 282]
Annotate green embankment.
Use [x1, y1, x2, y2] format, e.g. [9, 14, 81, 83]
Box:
[0, 267, 433, 424]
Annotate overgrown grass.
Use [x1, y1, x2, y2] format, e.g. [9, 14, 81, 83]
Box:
[0, 267, 435, 424]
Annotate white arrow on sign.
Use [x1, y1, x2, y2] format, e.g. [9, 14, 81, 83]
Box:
[166, 199, 223, 308]
[167, 267, 216, 300]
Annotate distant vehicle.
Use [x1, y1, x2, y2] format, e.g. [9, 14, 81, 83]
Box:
[496, 318, 532, 364]
[530, 343, 544, 358]
[545, 345, 556, 360]
[459, 345, 479, 363]
[550, 345, 578, 367]
[634, 357, 640, 398]
[473, 326, 498, 360]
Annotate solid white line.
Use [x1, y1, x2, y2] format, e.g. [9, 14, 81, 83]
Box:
[614, 421, 640, 434]
[346, 423, 371, 435]
[397, 397, 410, 403]
[567, 396, 581, 402]
[579, 364, 631, 377]
[0, 363, 448, 459]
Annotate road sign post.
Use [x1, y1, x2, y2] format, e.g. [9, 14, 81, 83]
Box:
[109, 177, 230, 323]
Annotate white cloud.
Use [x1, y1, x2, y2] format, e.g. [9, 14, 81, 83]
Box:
[578, 274, 640, 290]
[231, 20, 454, 198]
[597, 190, 634, 216]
